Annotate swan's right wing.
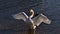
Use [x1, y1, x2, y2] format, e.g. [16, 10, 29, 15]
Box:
[32, 14, 42, 26]
[12, 12, 28, 21]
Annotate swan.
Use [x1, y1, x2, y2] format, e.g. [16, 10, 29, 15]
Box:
[12, 9, 51, 29]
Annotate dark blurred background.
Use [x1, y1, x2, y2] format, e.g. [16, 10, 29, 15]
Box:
[0, 0, 60, 34]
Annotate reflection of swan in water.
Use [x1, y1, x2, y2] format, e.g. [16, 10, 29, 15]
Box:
[12, 9, 51, 29]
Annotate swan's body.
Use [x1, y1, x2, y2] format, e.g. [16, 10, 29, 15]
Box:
[12, 9, 51, 29]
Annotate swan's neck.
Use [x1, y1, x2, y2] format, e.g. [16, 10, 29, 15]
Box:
[29, 9, 34, 18]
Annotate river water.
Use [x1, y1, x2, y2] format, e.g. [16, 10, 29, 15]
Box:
[0, 0, 60, 34]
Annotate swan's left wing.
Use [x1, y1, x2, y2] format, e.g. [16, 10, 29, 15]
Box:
[12, 12, 28, 21]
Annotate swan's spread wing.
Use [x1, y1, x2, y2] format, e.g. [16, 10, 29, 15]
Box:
[32, 14, 42, 26]
[12, 12, 28, 21]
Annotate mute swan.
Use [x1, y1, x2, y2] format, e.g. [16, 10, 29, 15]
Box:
[12, 9, 51, 29]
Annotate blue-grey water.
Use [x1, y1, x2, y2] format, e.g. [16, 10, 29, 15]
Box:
[0, 0, 60, 34]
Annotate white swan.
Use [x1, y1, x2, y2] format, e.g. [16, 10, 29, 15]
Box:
[12, 9, 51, 29]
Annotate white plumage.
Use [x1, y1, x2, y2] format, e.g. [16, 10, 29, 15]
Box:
[12, 9, 51, 29]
